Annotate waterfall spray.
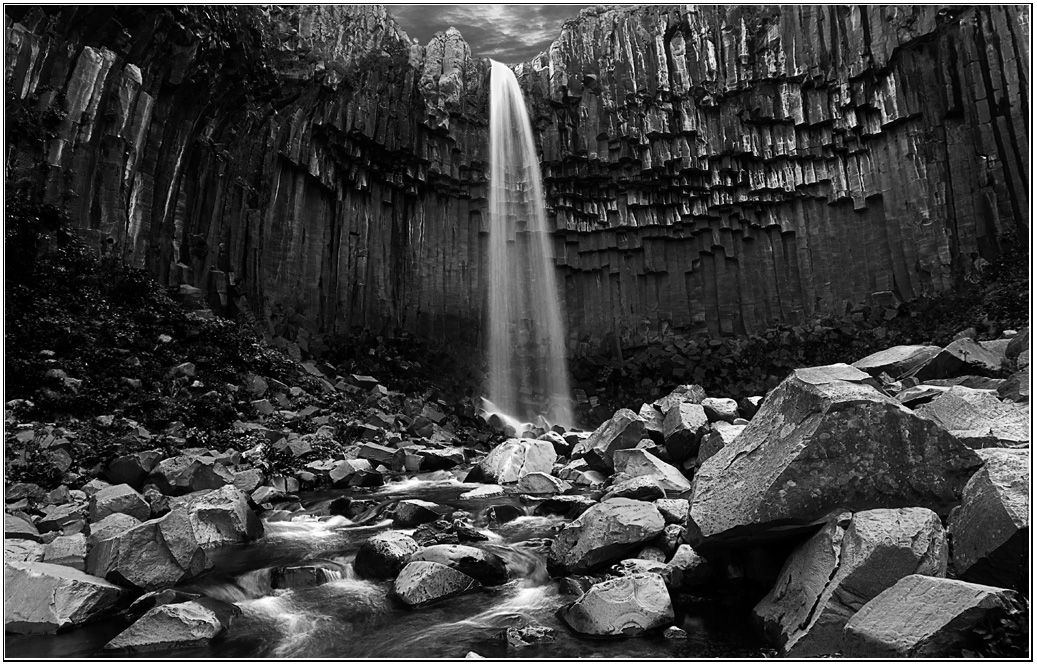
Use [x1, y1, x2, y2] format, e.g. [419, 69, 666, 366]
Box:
[485, 60, 573, 428]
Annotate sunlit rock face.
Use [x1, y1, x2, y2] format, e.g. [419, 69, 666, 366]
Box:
[5, 5, 1028, 357]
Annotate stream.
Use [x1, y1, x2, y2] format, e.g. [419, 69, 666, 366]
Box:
[6, 472, 767, 658]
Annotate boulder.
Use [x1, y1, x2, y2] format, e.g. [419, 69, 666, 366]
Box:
[145, 455, 235, 496]
[637, 403, 666, 444]
[5, 539, 45, 563]
[409, 544, 509, 586]
[852, 345, 942, 379]
[354, 531, 420, 579]
[35, 503, 87, 534]
[271, 565, 340, 589]
[663, 544, 714, 591]
[754, 508, 947, 656]
[997, 369, 1029, 402]
[89, 484, 150, 522]
[86, 510, 211, 590]
[688, 368, 983, 547]
[459, 485, 505, 500]
[550, 498, 665, 573]
[842, 575, 1021, 657]
[613, 449, 691, 495]
[912, 339, 1005, 381]
[538, 431, 572, 457]
[467, 438, 556, 484]
[571, 409, 646, 473]
[86, 513, 144, 547]
[662, 402, 708, 462]
[42, 533, 88, 571]
[6, 514, 40, 541]
[516, 472, 571, 495]
[654, 384, 707, 413]
[5, 561, 127, 633]
[497, 624, 556, 647]
[393, 499, 447, 528]
[392, 561, 481, 607]
[534, 495, 596, 519]
[601, 475, 665, 502]
[947, 449, 1029, 590]
[738, 396, 764, 419]
[700, 397, 739, 423]
[103, 601, 226, 652]
[105, 450, 164, 489]
[559, 573, 674, 637]
[914, 385, 1029, 448]
[698, 423, 745, 465]
[169, 485, 264, 548]
[653, 498, 689, 524]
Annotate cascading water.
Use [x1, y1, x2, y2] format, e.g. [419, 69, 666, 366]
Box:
[486, 60, 573, 428]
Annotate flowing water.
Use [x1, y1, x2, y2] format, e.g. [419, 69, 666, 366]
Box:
[5, 473, 766, 659]
[486, 59, 573, 428]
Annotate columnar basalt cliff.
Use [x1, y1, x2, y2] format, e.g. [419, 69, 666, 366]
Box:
[5, 5, 1029, 358]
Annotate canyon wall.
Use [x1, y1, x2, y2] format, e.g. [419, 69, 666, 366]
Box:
[5, 5, 1029, 357]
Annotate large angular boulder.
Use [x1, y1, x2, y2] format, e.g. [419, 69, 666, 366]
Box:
[393, 499, 447, 528]
[169, 486, 264, 549]
[103, 600, 226, 652]
[85, 510, 211, 590]
[145, 455, 235, 496]
[550, 498, 665, 573]
[87, 513, 143, 547]
[6, 514, 40, 541]
[354, 531, 420, 579]
[5, 561, 127, 633]
[89, 484, 150, 522]
[516, 472, 571, 495]
[105, 450, 164, 489]
[914, 386, 1029, 448]
[653, 384, 707, 413]
[698, 423, 745, 465]
[663, 544, 714, 591]
[687, 367, 983, 547]
[842, 575, 1021, 657]
[571, 409, 646, 472]
[912, 338, 1004, 381]
[661, 403, 708, 462]
[467, 439, 556, 484]
[559, 573, 673, 637]
[947, 449, 1028, 590]
[700, 397, 739, 423]
[754, 508, 947, 656]
[601, 475, 665, 502]
[852, 345, 942, 379]
[392, 561, 481, 607]
[42, 534, 88, 571]
[409, 544, 509, 586]
[5, 539, 44, 563]
[637, 404, 666, 444]
[612, 449, 691, 495]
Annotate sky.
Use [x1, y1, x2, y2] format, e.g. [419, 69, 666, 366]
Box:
[386, 4, 599, 63]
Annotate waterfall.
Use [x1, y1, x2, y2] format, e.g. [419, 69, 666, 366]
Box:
[486, 59, 573, 429]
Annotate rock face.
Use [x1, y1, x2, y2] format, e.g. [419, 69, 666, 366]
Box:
[687, 367, 983, 546]
[842, 575, 1020, 657]
[753, 508, 947, 656]
[5, 561, 127, 633]
[947, 449, 1029, 590]
[3, 5, 1027, 357]
[392, 561, 481, 607]
[550, 498, 665, 573]
[559, 573, 674, 637]
[468, 439, 556, 484]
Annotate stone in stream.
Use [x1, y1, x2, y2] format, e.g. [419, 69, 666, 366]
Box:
[485, 504, 523, 526]
[103, 600, 228, 652]
[516, 472, 571, 495]
[145, 454, 235, 496]
[601, 475, 665, 502]
[947, 449, 1029, 590]
[354, 531, 420, 579]
[841, 575, 1021, 657]
[753, 507, 947, 656]
[914, 385, 1029, 448]
[5, 561, 128, 633]
[571, 408, 646, 472]
[851, 345, 943, 379]
[169, 485, 264, 548]
[465, 438, 556, 484]
[393, 499, 448, 528]
[497, 624, 556, 647]
[661, 402, 708, 463]
[88, 484, 150, 522]
[663, 544, 714, 591]
[687, 367, 983, 548]
[272, 565, 341, 589]
[549, 498, 665, 573]
[393, 560, 481, 607]
[459, 485, 504, 500]
[612, 449, 691, 495]
[409, 544, 509, 586]
[559, 573, 674, 637]
[534, 495, 595, 519]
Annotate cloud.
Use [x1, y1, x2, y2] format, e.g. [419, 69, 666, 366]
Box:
[387, 4, 596, 62]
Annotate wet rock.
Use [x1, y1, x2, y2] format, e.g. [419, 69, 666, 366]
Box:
[947, 449, 1028, 590]
[700, 397, 738, 423]
[105, 450, 164, 489]
[664, 626, 688, 640]
[572, 408, 646, 472]
[613, 449, 691, 495]
[103, 600, 226, 652]
[550, 498, 665, 573]
[354, 531, 420, 579]
[145, 455, 235, 496]
[688, 367, 983, 547]
[410, 544, 509, 586]
[272, 565, 340, 589]
[5, 561, 127, 633]
[559, 572, 674, 637]
[497, 624, 556, 647]
[852, 345, 942, 379]
[393, 499, 448, 528]
[170, 485, 264, 548]
[516, 472, 571, 495]
[842, 575, 1021, 657]
[459, 485, 505, 500]
[914, 385, 1029, 448]
[42, 533, 88, 571]
[662, 403, 708, 462]
[601, 475, 665, 502]
[393, 560, 481, 608]
[89, 484, 150, 522]
[912, 339, 1005, 381]
[485, 504, 523, 526]
[654, 385, 707, 413]
[754, 507, 947, 656]
[467, 438, 556, 484]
